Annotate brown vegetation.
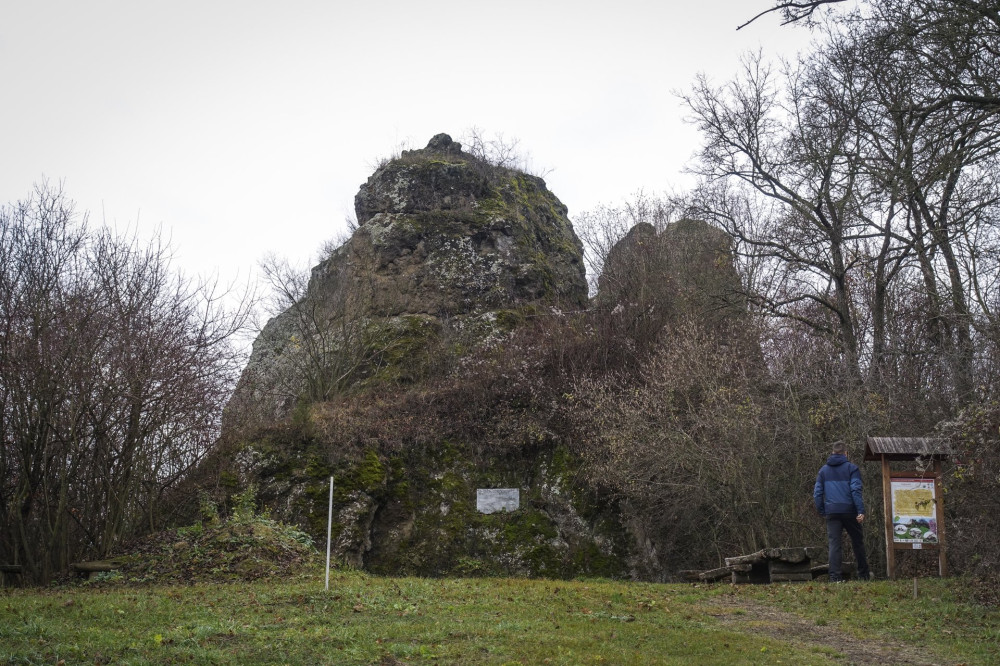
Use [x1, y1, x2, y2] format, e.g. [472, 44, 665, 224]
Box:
[0, 184, 251, 584]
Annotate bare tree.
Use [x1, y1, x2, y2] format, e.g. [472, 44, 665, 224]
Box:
[238, 230, 441, 428]
[0, 183, 251, 583]
[743, 1, 1000, 112]
[461, 127, 553, 179]
[827, 5, 1000, 399]
[739, 1, 848, 30]
[254, 246, 379, 406]
[685, 7, 1000, 400]
[682, 50, 874, 378]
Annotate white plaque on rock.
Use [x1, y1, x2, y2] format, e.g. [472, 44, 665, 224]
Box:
[477, 488, 520, 514]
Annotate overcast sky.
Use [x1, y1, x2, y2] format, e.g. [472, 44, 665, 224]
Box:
[0, 1, 818, 291]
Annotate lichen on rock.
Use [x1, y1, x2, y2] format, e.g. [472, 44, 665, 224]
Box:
[230, 134, 588, 423]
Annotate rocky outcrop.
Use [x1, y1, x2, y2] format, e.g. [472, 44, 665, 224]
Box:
[217, 137, 750, 582]
[218, 135, 630, 579]
[231, 134, 588, 423]
[238, 443, 630, 580]
[597, 218, 746, 328]
[346, 133, 587, 316]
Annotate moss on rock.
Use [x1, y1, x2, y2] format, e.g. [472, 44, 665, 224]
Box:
[216, 134, 635, 580]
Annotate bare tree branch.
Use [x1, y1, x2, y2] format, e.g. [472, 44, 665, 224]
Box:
[737, 0, 848, 30]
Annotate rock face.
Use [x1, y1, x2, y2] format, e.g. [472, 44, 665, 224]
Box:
[597, 218, 746, 328]
[231, 134, 588, 422]
[218, 137, 747, 582]
[348, 133, 587, 317]
[221, 135, 628, 579]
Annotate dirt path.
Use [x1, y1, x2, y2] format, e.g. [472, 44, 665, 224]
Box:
[707, 596, 945, 665]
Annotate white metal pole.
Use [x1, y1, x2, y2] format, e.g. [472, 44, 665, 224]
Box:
[325, 476, 334, 591]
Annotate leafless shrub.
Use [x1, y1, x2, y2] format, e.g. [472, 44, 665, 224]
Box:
[462, 127, 553, 179]
[566, 316, 901, 571]
[0, 183, 252, 583]
[937, 400, 1000, 576]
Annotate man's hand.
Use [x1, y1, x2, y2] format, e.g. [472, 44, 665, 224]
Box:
[856, 514, 865, 523]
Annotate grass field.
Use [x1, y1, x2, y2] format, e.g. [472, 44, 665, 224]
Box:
[2, 569, 998, 664]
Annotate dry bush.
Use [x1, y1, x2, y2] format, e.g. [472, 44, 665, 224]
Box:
[938, 400, 1000, 576]
[567, 318, 902, 571]
[0, 184, 250, 583]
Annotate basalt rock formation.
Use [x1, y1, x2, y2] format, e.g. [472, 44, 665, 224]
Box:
[596, 218, 746, 328]
[219, 135, 630, 580]
[214, 135, 748, 582]
[352, 133, 588, 316]
[232, 134, 587, 423]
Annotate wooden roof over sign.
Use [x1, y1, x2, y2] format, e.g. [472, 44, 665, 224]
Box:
[864, 436, 952, 461]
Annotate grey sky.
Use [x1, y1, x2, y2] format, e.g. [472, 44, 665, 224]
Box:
[0, 1, 815, 288]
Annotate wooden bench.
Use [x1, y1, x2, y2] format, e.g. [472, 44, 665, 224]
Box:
[809, 562, 857, 580]
[697, 547, 854, 584]
[71, 559, 126, 580]
[0, 564, 23, 587]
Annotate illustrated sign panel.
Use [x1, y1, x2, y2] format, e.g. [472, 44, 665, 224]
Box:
[890, 478, 938, 544]
[477, 488, 519, 514]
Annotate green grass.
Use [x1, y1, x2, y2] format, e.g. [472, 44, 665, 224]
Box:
[1, 570, 997, 664]
[736, 577, 1000, 663]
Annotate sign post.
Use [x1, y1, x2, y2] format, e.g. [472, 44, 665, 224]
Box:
[325, 476, 333, 591]
[867, 437, 950, 580]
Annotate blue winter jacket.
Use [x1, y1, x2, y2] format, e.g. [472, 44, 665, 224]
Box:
[813, 453, 865, 516]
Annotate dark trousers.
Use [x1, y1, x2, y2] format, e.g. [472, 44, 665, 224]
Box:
[826, 513, 870, 581]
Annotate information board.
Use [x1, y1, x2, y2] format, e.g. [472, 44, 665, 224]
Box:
[890, 478, 938, 544]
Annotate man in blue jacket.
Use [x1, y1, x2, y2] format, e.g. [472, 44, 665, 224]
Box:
[814, 441, 871, 581]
